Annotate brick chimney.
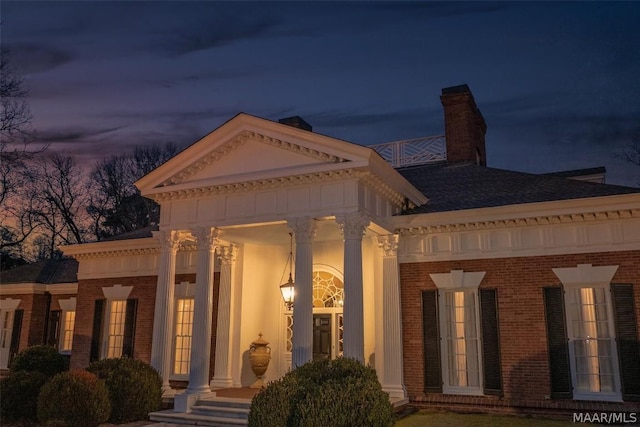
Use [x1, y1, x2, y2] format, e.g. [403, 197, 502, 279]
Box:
[440, 84, 487, 166]
[278, 116, 312, 132]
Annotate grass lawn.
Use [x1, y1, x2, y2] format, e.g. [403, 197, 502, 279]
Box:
[395, 410, 594, 427]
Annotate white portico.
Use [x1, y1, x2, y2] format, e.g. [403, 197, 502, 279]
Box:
[134, 114, 426, 410]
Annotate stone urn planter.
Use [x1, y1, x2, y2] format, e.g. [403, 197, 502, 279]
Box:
[249, 332, 271, 388]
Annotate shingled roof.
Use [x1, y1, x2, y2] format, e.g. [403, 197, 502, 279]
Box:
[397, 162, 640, 214]
[0, 258, 78, 285]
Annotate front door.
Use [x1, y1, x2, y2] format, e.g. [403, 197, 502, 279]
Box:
[313, 314, 331, 361]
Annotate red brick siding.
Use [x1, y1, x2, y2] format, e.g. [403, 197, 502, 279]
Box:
[400, 250, 640, 413]
[1, 292, 76, 356]
[71, 272, 220, 382]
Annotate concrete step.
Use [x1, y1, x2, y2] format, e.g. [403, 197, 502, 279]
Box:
[191, 397, 250, 421]
[149, 397, 251, 427]
[149, 409, 248, 427]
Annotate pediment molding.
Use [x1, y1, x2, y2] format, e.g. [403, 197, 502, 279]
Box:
[149, 168, 412, 210]
[161, 130, 348, 187]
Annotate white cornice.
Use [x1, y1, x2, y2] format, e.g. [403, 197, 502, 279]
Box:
[0, 283, 76, 295]
[62, 237, 159, 260]
[47, 283, 78, 295]
[149, 168, 360, 202]
[0, 283, 46, 295]
[394, 194, 640, 234]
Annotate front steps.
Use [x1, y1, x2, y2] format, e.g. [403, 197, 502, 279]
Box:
[149, 396, 250, 427]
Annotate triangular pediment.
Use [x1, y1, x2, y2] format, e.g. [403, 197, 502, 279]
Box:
[136, 113, 374, 195]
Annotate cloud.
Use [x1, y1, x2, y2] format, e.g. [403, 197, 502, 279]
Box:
[375, 1, 512, 17]
[146, 14, 283, 56]
[33, 126, 122, 145]
[3, 43, 72, 74]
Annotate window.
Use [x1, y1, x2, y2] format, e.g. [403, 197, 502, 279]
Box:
[565, 286, 619, 399]
[423, 270, 502, 396]
[547, 264, 640, 402]
[173, 298, 194, 375]
[60, 310, 75, 352]
[57, 298, 77, 353]
[441, 290, 481, 393]
[171, 282, 195, 378]
[90, 285, 136, 361]
[107, 300, 127, 358]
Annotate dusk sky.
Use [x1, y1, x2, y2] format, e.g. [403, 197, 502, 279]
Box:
[3, 1, 640, 187]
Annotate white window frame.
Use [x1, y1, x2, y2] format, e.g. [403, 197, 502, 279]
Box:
[58, 297, 76, 354]
[430, 270, 486, 396]
[563, 283, 622, 401]
[553, 264, 622, 402]
[0, 298, 21, 369]
[101, 285, 133, 359]
[171, 282, 195, 380]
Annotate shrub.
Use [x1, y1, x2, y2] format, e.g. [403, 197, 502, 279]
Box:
[248, 357, 394, 427]
[86, 357, 162, 423]
[0, 371, 48, 424]
[37, 370, 110, 427]
[10, 345, 67, 378]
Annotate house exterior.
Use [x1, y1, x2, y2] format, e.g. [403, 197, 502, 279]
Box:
[0, 258, 78, 369]
[3, 84, 639, 417]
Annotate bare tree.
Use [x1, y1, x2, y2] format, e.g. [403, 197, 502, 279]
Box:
[88, 143, 179, 239]
[27, 153, 90, 259]
[0, 49, 43, 262]
[620, 136, 640, 186]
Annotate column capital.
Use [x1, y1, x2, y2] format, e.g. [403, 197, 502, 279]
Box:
[336, 212, 370, 240]
[216, 245, 238, 265]
[377, 234, 399, 257]
[288, 216, 317, 243]
[192, 227, 222, 251]
[155, 230, 183, 252]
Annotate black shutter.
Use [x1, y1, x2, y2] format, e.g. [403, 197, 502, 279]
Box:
[611, 284, 640, 401]
[8, 310, 23, 365]
[480, 289, 502, 395]
[90, 299, 105, 362]
[122, 299, 137, 358]
[46, 310, 61, 349]
[543, 286, 572, 398]
[422, 290, 442, 392]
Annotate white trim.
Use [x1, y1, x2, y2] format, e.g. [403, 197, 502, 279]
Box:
[554, 264, 623, 402]
[0, 284, 47, 295]
[58, 297, 76, 312]
[101, 284, 134, 300]
[430, 270, 486, 290]
[552, 264, 618, 286]
[430, 270, 486, 396]
[0, 298, 21, 311]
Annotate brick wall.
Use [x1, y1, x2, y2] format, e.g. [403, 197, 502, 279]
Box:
[71, 272, 220, 382]
[440, 85, 487, 166]
[400, 250, 640, 414]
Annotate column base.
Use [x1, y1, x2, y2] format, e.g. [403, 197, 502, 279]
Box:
[210, 377, 233, 389]
[382, 384, 407, 401]
[174, 390, 216, 413]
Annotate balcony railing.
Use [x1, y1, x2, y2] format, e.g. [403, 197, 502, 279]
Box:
[370, 135, 446, 168]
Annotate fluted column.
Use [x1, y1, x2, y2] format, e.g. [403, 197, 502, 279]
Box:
[336, 212, 369, 362]
[211, 245, 237, 388]
[377, 234, 407, 399]
[150, 230, 182, 392]
[186, 227, 221, 394]
[289, 217, 316, 367]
